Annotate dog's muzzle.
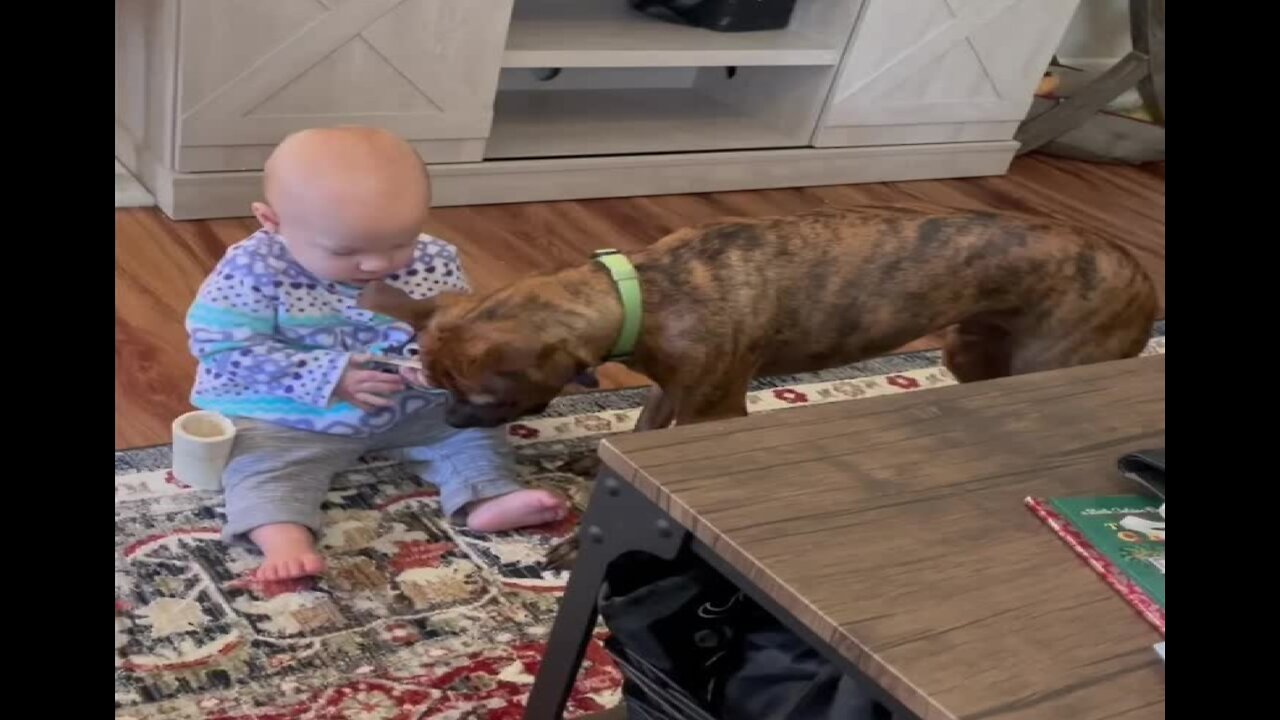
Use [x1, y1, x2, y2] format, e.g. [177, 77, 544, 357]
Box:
[444, 400, 551, 429]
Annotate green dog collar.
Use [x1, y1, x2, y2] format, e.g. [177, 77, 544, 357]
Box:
[592, 249, 643, 362]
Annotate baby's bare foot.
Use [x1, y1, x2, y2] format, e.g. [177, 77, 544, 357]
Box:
[467, 489, 568, 533]
[249, 523, 327, 581]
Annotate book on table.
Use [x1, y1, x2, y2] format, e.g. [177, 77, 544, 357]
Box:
[1025, 495, 1164, 635]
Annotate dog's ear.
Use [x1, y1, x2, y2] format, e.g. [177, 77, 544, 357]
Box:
[459, 331, 533, 374]
[533, 342, 595, 387]
[358, 282, 460, 329]
[468, 334, 588, 386]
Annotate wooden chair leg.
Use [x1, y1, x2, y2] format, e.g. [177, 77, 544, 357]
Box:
[1015, 51, 1152, 154]
[1129, 0, 1165, 124]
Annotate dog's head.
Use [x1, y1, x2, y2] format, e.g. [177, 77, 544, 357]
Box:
[359, 282, 591, 428]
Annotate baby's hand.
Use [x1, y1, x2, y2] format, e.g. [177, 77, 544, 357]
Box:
[334, 354, 406, 410]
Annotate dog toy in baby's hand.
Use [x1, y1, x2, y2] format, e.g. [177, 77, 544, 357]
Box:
[366, 354, 431, 388]
[366, 354, 423, 370]
[373, 354, 591, 385]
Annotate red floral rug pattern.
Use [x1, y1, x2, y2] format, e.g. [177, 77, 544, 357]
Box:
[115, 336, 1164, 719]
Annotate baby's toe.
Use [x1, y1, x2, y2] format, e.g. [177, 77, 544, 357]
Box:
[536, 491, 567, 509]
[302, 554, 327, 576]
[256, 562, 280, 582]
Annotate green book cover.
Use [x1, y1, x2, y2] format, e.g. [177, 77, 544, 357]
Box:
[1047, 496, 1164, 605]
[1026, 494, 1164, 633]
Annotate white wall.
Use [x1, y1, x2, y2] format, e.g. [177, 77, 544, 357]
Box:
[1056, 0, 1132, 73]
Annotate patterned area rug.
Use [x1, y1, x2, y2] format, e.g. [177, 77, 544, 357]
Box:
[115, 327, 1164, 720]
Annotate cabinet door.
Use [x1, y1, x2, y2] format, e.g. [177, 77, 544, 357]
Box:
[175, 0, 513, 171]
[815, 0, 1079, 147]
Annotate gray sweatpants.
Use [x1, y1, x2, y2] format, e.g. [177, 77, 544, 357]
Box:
[221, 401, 520, 545]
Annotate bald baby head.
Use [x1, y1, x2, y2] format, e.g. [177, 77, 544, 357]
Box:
[252, 126, 431, 284]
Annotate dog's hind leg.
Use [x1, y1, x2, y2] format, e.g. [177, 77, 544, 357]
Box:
[1005, 239, 1157, 375]
[1006, 283, 1157, 375]
[1009, 319, 1152, 376]
[942, 315, 1015, 383]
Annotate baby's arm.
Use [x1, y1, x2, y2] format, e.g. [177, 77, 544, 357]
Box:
[390, 237, 474, 390]
[394, 235, 472, 303]
[433, 241, 472, 295]
[186, 268, 351, 407]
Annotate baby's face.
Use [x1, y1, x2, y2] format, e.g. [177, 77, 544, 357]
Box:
[279, 215, 422, 285]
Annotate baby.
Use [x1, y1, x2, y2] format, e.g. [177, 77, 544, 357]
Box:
[185, 126, 567, 581]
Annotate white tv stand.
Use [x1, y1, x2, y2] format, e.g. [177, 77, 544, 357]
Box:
[115, 0, 1080, 220]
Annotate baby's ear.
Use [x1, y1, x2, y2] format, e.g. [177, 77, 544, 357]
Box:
[358, 282, 460, 329]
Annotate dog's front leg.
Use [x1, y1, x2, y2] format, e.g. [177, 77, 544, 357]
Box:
[635, 385, 677, 431]
[543, 378, 747, 570]
[672, 374, 751, 425]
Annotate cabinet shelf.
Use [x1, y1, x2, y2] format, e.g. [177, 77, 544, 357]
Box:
[486, 87, 810, 159]
[502, 0, 842, 69]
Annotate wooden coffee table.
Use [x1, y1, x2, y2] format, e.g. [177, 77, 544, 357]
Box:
[525, 355, 1166, 720]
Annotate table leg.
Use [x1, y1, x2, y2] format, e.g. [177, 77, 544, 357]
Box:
[524, 472, 689, 720]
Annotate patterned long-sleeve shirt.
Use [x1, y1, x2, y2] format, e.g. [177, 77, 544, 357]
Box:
[186, 230, 468, 436]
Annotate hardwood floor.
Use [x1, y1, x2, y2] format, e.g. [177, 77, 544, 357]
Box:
[116, 154, 1165, 450]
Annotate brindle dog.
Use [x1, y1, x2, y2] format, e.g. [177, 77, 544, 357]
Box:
[360, 205, 1158, 563]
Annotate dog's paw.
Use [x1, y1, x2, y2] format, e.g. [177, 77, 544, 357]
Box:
[572, 369, 600, 389]
[565, 454, 601, 478]
[543, 536, 580, 571]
